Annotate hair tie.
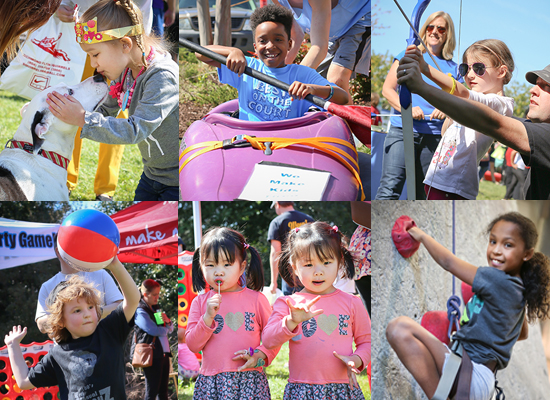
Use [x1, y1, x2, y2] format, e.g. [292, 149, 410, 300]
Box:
[332, 225, 339, 233]
[243, 242, 249, 249]
[295, 228, 300, 233]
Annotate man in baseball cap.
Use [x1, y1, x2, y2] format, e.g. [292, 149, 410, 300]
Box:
[396, 55, 550, 200]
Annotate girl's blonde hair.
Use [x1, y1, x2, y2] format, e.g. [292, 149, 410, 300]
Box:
[81, 0, 169, 69]
[417, 11, 456, 61]
[462, 39, 515, 85]
[46, 275, 102, 343]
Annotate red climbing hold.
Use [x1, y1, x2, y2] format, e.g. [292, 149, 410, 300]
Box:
[421, 310, 453, 345]
[392, 215, 420, 258]
[461, 282, 474, 305]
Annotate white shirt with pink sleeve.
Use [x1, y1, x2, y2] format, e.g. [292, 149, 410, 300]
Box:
[185, 287, 280, 376]
[263, 289, 371, 384]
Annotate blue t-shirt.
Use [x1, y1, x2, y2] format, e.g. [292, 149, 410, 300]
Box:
[278, 0, 370, 40]
[390, 50, 461, 135]
[218, 57, 332, 121]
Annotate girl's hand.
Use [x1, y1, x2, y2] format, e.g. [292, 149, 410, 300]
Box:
[404, 45, 428, 76]
[286, 296, 324, 324]
[46, 92, 85, 127]
[431, 108, 446, 120]
[232, 348, 267, 371]
[333, 351, 361, 390]
[407, 226, 424, 242]
[4, 326, 27, 346]
[288, 81, 314, 101]
[226, 49, 247, 77]
[205, 293, 222, 319]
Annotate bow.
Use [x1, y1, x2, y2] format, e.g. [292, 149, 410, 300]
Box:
[395, 0, 431, 199]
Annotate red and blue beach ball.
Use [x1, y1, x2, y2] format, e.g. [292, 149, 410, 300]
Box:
[57, 209, 120, 272]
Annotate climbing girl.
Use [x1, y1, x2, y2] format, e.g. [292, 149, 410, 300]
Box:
[400, 39, 515, 200]
[186, 227, 280, 400]
[386, 212, 550, 399]
[262, 221, 371, 400]
[46, 0, 178, 200]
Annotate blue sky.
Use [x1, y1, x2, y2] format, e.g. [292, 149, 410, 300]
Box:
[372, 0, 550, 87]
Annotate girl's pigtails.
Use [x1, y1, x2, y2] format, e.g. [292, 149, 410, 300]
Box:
[245, 245, 264, 291]
[341, 246, 356, 280]
[191, 248, 206, 292]
[119, 0, 148, 67]
[522, 251, 550, 322]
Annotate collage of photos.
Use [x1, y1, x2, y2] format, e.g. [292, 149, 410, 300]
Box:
[1, 0, 550, 400]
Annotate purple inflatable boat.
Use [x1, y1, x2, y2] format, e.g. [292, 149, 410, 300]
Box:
[180, 100, 363, 201]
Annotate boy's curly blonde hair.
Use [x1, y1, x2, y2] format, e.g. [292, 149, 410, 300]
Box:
[46, 276, 102, 343]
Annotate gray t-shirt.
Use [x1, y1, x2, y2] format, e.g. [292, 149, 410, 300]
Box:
[81, 51, 179, 187]
[455, 267, 525, 370]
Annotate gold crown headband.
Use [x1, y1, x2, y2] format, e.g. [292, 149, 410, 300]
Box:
[73, 5, 143, 44]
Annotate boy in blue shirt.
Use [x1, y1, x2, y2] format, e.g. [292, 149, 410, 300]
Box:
[195, 4, 349, 122]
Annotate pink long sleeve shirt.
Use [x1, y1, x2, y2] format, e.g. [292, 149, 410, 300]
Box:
[185, 287, 280, 376]
[263, 289, 371, 384]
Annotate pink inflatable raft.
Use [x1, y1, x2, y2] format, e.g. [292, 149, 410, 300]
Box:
[180, 100, 363, 201]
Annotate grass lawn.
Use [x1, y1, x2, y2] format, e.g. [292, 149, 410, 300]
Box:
[0, 90, 143, 200]
[178, 342, 371, 400]
[476, 179, 507, 200]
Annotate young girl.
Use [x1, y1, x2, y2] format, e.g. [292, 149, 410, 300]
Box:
[46, 0, 178, 200]
[4, 257, 140, 400]
[386, 212, 550, 399]
[185, 227, 280, 400]
[404, 39, 515, 200]
[262, 221, 371, 400]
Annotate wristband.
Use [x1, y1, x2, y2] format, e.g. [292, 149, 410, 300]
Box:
[445, 73, 457, 95]
[325, 85, 334, 101]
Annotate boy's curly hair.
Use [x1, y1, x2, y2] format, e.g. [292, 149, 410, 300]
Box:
[46, 276, 102, 343]
[250, 4, 294, 40]
[278, 221, 356, 288]
[487, 212, 550, 322]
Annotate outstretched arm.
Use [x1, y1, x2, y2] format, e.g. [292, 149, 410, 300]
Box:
[5, 326, 35, 390]
[105, 257, 140, 322]
[397, 56, 530, 154]
[407, 226, 478, 286]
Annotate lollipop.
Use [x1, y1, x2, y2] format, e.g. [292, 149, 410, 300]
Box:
[216, 280, 222, 295]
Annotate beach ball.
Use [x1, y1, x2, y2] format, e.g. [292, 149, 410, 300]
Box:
[57, 209, 120, 272]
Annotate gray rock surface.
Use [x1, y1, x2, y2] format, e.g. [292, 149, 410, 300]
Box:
[372, 200, 550, 400]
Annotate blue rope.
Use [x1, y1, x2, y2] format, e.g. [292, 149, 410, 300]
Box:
[447, 294, 461, 338]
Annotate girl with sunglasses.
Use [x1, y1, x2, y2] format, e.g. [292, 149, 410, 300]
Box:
[402, 39, 514, 200]
[376, 11, 461, 200]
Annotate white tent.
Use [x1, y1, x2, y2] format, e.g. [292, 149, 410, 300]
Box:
[0, 217, 59, 270]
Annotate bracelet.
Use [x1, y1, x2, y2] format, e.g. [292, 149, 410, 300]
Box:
[325, 85, 334, 101]
[445, 73, 457, 95]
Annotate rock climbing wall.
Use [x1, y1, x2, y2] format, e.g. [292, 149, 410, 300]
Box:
[372, 200, 550, 399]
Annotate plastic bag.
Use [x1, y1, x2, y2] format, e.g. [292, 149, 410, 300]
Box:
[0, 15, 86, 99]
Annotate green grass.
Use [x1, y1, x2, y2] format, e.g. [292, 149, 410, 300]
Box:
[0, 89, 142, 200]
[476, 179, 507, 200]
[178, 342, 371, 400]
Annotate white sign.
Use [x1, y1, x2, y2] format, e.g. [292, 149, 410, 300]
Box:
[238, 162, 331, 200]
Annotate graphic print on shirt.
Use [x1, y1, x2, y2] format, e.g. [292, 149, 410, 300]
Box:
[213, 311, 257, 334]
[248, 81, 293, 121]
[432, 137, 457, 170]
[68, 351, 97, 386]
[295, 314, 351, 340]
[460, 294, 484, 325]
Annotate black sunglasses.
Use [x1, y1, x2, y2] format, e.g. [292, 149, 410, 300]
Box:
[427, 24, 447, 34]
[458, 62, 495, 77]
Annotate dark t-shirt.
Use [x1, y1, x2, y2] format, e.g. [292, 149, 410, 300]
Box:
[28, 304, 133, 400]
[518, 118, 550, 199]
[267, 210, 314, 249]
[454, 267, 525, 370]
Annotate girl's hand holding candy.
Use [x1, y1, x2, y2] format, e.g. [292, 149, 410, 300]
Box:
[232, 348, 267, 371]
[4, 326, 27, 346]
[333, 351, 362, 390]
[285, 296, 324, 332]
[203, 293, 222, 327]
